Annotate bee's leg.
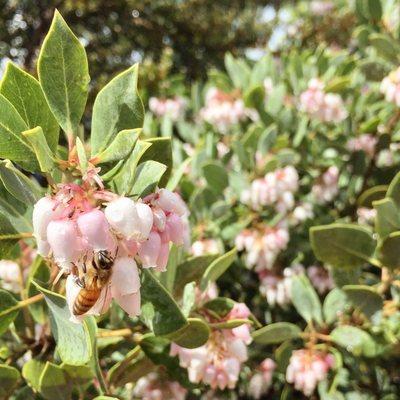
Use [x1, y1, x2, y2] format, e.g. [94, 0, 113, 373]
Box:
[74, 275, 86, 288]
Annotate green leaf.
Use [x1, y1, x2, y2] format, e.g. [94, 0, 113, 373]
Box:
[386, 171, 400, 208]
[0, 364, 20, 398]
[159, 244, 180, 293]
[22, 360, 46, 392]
[203, 297, 235, 318]
[293, 116, 308, 147]
[0, 159, 42, 204]
[139, 137, 173, 187]
[291, 274, 323, 325]
[22, 127, 55, 172]
[33, 283, 93, 365]
[109, 140, 151, 195]
[373, 198, 400, 239]
[323, 288, 347, 324]
[252, 322, 301, 344]
[0, 94, 38, 171]
[38, 10, 89, 135]
[60, 363, 94, 386]
[173, 254, 219, 297]
[170, 318, 210, 349]
[200, 247, 237, 291]
[275, 341, 295, 373]
[366, 0, 382, 21]
[0, 62, 59, 151]
[38, 362, 72, 400]
[108, 352, 153, 387]
[181, 282, 196, 317]
[130, 161, 167, 197]
[202, 161, 229, 193]
[0, 289, 19, 334]
[167, 157, 192, 191]
[139, 334, 191, 386]
[343, 285, 383, 321]
[27, 257, 50, 324]
[141, 269, 187, 336]
[331, 267, 361, 287]
[0, 213, 19, 258]
[369, 33, 400, 63]
[357, 185, 387, 207]
[325, 76, 352, 93]
[378, 232, 400, 269]
[310, 223, 376, 269]
[94, 128, 140, 164]
[331, 326, 377, 357]
[91, 64, 144, 155]
[224, 53, 250, 89]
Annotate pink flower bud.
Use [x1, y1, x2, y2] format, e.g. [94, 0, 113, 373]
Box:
[47, 220, 84, 268]
[165, 213, 184, 245]
[77, 209, 112, 251]
[105, 197, 153, 241]
[115, 291, 141, 317]
[36, 239, 50, 257]
[33, 197, 63, 240]
[152, 207, 167, 232]
[138, 231, 161, 268]
[111, 257, 140, 297]
[155, 189, 187, 216]
[155, 242, 170, 272]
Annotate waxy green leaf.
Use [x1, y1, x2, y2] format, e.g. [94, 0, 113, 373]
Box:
[141, 269, 187, 336]
[0, 94, 38, 171]
[0, 364, 20, 398]
[0, 62, 59, 151]
[38, 10, 89, 135]
[38, 362, 72, 400]
[130, 160, 167, 197]
[91, 64, 144, 155]
[343, 285, 383, 321]
[170, 318, 210, 349]
[373, 198, 400, 239]
[33, 283, 93, 365]
[0, 289, 19, 335]
[323, 288, 348, 324]
[378, 231, 400, 269]
[310, 223, 376, 269]
[23, 127, 55, 172]
[252, 322, 301, 344]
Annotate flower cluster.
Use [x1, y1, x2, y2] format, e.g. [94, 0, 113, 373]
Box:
[235, 225, 289, 272]
[32, 177, 188, 321]
[191, 238, 220, 256]
[306, 265, 334, 294]
[199, 87, 248, 133]
[133, 372, 187, 400]
[0, 260, 21, 293]
[347, 134, 377, 158]
[311, 166, 339, 204]
[310, 1, 334, 16]
[240, 166, 299, 213]
[248, 358, 276, 399]
[357, 207, 377, 225]
[380, 67, 400, 106]
[286, 349, 335, 396]
[171, 303, 252, 390]
[149, 96, 186, 121]
[258, 265, 304, 307]
[300, 78, 347, 123]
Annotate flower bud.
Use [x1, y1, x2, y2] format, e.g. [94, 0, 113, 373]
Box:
[77, 209, 112, 251]
[105, 197, 153, 241]
[138, 231, 161, 268]
[155, 242, 170, 272]
[165, 213, 184, 245]
[47, 220, 84, 268]
[111, 257, 140, 297]
[152, 207, 166, 232]
[33, 197, 63, 240]
[155, 189, 187, 216]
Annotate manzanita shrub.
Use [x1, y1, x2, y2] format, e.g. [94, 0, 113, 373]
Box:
[1, 2, 400, 400]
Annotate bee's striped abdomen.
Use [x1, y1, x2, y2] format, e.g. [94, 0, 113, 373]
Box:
[73, 289, 101, 315]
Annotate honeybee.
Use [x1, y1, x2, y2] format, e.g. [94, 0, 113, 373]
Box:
[73, 250, 115, 316]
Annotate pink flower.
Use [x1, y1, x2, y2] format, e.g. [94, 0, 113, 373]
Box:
[0, 260, 21, 292]
[347, 134, 377, 158]
[66, 256, 141, 323]
[149, 96, 186, 121]
[105, 197, 153, 241]
[300, 79, 347, 123]
[380, 67, 400, 106]
[307, 265, 334, 294]
[248, 358, 276, 399]
[77, 209, 112, 251]
[47, 220, 85, 270]
[133, 372, 187, 400]
[153, 189, 188, 217]
[138, 231, 162, 268]
[286, 349, 334, 396]
[312, 166, 339, 204]
[357, 207, 377, 225]
[191, 239, 220, 256]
